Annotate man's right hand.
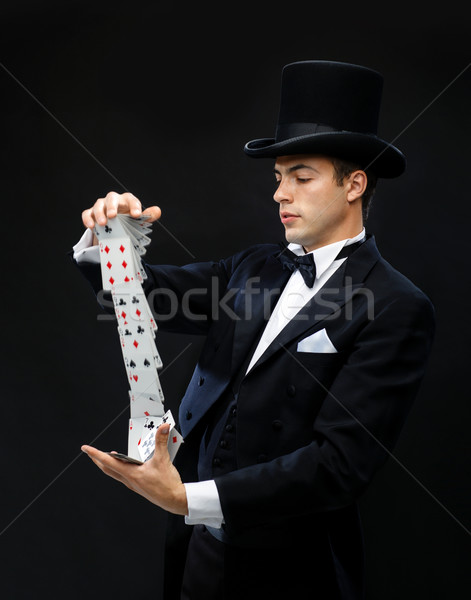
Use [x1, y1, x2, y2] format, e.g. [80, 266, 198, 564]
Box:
[82, 191, 161, 229]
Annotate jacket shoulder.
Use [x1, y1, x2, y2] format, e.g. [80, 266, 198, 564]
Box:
[371, 255, 435, 320]
[223, 242, 282, 271]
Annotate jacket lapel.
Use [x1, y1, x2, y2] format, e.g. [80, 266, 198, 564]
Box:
[246, 234, 381, 373]
[230, 252, 291, 377]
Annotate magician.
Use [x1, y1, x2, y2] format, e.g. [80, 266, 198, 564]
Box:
[74, 60, 435, 599]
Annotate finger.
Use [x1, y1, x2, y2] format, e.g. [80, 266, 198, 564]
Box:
[117, 192, 142, 217]
[104, 191, 121, 219]
[81, 445, 125, 469]
[82, 208, 95, 229]
[91, 197, 107, 226]
[81, 444, 109, 463]
[82, 445, 134, 480]
[142, 206, 162, 223]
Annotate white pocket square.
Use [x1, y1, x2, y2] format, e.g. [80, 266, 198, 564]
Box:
[297, 328, 338, 353]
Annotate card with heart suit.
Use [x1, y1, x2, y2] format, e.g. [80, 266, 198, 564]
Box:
[92, 214, 183, 464]
[127, 367, 165, 403]
[128, 416, 147, 460]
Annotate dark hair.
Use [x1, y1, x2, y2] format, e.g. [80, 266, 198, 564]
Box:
[331, 158, 377, 221]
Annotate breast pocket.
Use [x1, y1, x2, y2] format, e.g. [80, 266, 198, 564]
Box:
[295, 349, 346, 367]
[292, 350, 346, 397]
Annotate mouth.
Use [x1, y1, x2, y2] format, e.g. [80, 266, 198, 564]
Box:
[280, 211, 300, 224]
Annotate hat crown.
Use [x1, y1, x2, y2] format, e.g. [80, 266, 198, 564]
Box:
[277, 60, 383, 140]
[243, 59, 406, 178]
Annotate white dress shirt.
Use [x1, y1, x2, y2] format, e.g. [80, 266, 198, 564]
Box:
[73, 227, 366, 528]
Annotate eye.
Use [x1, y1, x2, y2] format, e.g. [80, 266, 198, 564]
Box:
[297, 178, 311, 183]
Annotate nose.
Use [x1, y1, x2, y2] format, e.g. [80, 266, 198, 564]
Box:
[273, 178, 292, 204]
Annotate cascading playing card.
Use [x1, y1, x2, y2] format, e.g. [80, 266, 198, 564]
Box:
[129, 391, 165, 419]
[93, 214, 183, 464]
[118, 320, 163, 371]
[127, 367, 165, 403]
[98, 237, 143, 290]
[138, 410, 178, 462]
[112, 283, 157, 333]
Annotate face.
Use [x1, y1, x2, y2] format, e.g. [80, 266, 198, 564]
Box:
[273, 154, 361, 252]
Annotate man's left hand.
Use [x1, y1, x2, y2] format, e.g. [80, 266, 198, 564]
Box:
[81, 424, 188, 515]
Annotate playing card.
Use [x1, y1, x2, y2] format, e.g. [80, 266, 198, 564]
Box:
[117, 313, 154, 341]
[119, 213, 153, 233]
[128, 412, 180, 462]
[128, 416, 147, 460]
[94, 216, 131, 241]
[113, 284, 157, 332]
[138, 434, 157, 461]
[95, 216, 150, 283]
[138, 410, 176, 462]
[108, 452, 143, 465]
[135, 415, 164, 462]
[119, 223, 152, 254]
[95, 214, 152, 239]
[99, 237, 143, 290]
[127, 367, 165, 402]
[167, 428, 184, 462]
[93, 213, 181, 464]
[143, 414, 165, 434]
[123, 348, 162, 371]
[118, 323, 163, 370]
[118, 215, 153, 253]
[129, 391, 165, 418]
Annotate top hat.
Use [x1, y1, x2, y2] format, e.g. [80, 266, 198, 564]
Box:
[244, 60, 405, 178]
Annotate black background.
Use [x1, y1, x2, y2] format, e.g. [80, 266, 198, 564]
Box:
[1, 2, 470, 598]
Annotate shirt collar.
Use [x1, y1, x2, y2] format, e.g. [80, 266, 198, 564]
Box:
[287, 228, 366, 280]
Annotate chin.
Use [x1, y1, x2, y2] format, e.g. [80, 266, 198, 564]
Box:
[285, 230, 298, 243]
[285, 232, 307, 248]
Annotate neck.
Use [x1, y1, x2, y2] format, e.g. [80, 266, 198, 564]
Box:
[302, 225, 364, 253]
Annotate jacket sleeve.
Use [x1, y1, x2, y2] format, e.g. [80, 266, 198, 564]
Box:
[70, 244, 274, 335]
[214, 290, 436, 535]
[71, 253, 235, 335]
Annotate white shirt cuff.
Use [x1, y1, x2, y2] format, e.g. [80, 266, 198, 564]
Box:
[184, 480, 224, 529]
[72, 229, 100, 263]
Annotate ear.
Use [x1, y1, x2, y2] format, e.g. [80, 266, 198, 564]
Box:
[346, 170, 367, 203]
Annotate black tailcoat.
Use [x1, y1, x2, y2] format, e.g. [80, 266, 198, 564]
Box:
[75, 234, 435, 598]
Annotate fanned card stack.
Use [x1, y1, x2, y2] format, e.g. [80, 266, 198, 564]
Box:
[94, 214, 183, 464]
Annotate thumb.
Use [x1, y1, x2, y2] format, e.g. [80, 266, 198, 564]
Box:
[154, 423, 171, 450]
[142, 205, 162, 223]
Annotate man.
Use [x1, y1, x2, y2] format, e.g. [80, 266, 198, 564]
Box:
[75, 61, 435, 599]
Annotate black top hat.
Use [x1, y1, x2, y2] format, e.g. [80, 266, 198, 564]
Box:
[244, 60, 406, 178]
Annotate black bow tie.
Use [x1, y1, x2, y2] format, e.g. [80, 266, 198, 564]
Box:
[277, 239, 366, 288]
[278, 249, 316, 287]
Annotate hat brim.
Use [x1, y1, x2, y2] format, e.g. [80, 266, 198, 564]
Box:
[244, 132, 406, 178]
